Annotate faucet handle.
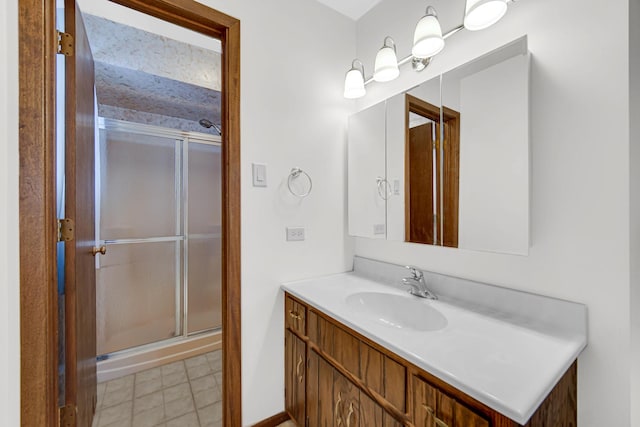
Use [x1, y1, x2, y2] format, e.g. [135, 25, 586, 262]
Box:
[405, 265, 423, 280]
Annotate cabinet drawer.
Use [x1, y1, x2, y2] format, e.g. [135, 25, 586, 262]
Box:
[285, 294, 306, 336]
[412, 375, 489, 427]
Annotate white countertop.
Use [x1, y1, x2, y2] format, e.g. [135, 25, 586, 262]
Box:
[282, 271, 587, 424]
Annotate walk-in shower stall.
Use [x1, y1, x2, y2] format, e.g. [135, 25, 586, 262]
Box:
[95, 118, 222, 381]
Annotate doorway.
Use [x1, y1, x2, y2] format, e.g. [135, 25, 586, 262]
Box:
[405, 94, 460, 248]
[18, 0, 241, 426]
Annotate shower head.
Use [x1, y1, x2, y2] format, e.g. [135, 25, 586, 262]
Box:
[199, 118, 222, 135]
[199, 118, 213, 128]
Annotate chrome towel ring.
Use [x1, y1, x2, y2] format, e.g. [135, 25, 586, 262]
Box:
[376, 177, 392, 200]
[288, 167, 313, 198]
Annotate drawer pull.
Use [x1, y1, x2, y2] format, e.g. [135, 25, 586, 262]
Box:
[346, 402, 355, 427]
[422, 404, 449, 427]
[296, 355, 304, 383]
[334, 392, 343, 426]
[288, 310, 302, 320]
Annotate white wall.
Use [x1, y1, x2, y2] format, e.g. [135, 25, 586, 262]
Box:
[0, 0, 21, 425]
[354, 0, 631, 425]
[0, 0, 355, 425]
[630, 0, 640, 424]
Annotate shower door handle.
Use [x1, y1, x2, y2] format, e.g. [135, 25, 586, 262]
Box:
[92, 245, 107, 256]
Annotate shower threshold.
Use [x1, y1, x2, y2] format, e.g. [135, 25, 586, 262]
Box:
[97, 328, 221, 382]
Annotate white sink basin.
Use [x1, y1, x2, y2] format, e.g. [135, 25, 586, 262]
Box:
[345, 292, 447, 331]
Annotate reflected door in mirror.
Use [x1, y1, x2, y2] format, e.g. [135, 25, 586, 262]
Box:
[405, 95, 460, 248]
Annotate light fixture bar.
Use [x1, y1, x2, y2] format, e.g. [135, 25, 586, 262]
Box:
[352, 0, 516, 95]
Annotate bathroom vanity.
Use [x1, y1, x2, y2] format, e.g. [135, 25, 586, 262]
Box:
[281, 257, 587, 427]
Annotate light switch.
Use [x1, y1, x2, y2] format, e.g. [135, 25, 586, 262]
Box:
[252, 163, 267, 187]
[393, 179, 401, 195]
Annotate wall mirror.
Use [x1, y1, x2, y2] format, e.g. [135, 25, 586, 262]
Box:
[348, 101, 386, 239]
[349, 37, 530, 255]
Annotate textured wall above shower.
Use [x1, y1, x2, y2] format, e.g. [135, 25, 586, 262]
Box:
[84, 14, 222, 134]
[84, 14, 221, 90]
[94, 62, 221, 125]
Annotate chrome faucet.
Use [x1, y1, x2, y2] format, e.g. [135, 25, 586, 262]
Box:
[402, 266, 437, 299]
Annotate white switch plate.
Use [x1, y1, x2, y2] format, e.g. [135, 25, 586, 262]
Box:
[252, 163, 267, 187]
[286, 227, 305, 241]
[393, 179, 401, 195]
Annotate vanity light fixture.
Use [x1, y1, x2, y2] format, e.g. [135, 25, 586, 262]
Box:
[374, 37, 400, 82]
[343, 0, 516, 99]
[343, 59, 366, 99]
[464, 0, 508, 31]
[412, 6, 445, 59]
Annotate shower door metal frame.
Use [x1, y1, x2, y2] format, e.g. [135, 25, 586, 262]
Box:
[182, 133, 224, 337]
[96, 117, 222, 357]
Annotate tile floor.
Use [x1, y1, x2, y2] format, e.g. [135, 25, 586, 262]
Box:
[93, 350, 223, 427]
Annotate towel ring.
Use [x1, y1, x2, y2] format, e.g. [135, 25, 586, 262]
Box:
[376, 177, 392, 200]
[288, 167, 313, 198]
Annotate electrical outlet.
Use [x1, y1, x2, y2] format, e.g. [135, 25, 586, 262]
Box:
[286, 227, 305, 241]
[373, 224, 386, 235]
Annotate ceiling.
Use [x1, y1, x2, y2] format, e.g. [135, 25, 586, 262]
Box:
[315, 0, 383, 20]
[83, 14, 222, 133]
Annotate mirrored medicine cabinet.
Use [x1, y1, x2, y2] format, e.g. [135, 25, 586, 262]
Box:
[348, 36, 530, 255]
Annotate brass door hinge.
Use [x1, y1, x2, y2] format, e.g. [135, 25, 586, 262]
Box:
[58, 218, 75, 242]
[59, 404, 76, 427]
[57, 30, 74, 56]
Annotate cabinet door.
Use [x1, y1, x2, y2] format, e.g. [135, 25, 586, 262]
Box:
[413, 375, 489, 427]
[334, 367, 360, 427]
[316, 356, 336, 427]
[360, 343, 406, 426]
[285, 330, 306, 425]
[311, 356, 349, 427]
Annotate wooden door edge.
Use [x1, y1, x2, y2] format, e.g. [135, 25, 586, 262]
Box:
[18, 0, 59, 425]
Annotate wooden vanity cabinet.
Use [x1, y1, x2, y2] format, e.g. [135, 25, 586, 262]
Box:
[413, 375, 489, 427]
[284, 293, 577, 427]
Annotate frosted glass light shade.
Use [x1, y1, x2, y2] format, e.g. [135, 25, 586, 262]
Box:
[344, 66, 366, 99]
[374, 47, 399, 82]
[412, 10, 445, 59]
[374, 39, 400, 82]
[464, 0, 508, 31]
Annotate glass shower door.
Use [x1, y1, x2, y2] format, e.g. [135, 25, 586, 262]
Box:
[96, 128, 183, 355]
[186, 140, 222, 333]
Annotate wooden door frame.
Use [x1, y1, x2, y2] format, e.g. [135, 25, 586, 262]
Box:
[18, 0, 242, 425]
[404, 94, 460, 247]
